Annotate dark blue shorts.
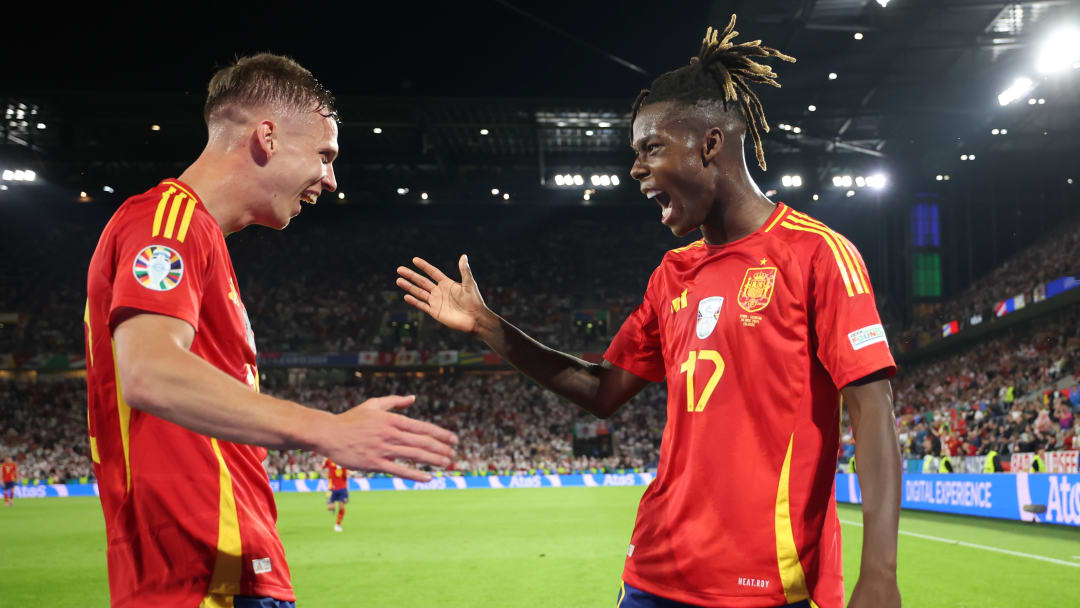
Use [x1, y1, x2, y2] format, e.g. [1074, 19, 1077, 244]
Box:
[617, 582, 812, 608]
[234, 596, 295, 608]
[2, 481, 14, 491]
[329, 488, 349, 503]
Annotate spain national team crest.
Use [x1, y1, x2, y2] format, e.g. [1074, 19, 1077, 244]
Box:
[695, 296, 725, 339]
[737, 267, 777, 313]
[132, 245, 183, 291]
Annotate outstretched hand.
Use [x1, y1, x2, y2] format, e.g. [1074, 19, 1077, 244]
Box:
[320, 395, 458, 482]
[396, 255, 489, 334]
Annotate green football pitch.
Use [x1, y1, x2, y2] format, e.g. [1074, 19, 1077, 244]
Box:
[1, 487, 1078, 607]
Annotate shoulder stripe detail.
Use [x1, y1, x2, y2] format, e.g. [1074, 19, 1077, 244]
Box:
[151, 186, 176, 237]
[162, 192, 187, 239]
[162, 180, 199, 202]
[790, 211, 864, 298]
[786, 211, 867, 295]
[176, 195, 199, 243]
[671, 239, 706, 254]
[763, 205, 789, 233]
[780, 221, 856, 297]
[839, 235, 870, 294]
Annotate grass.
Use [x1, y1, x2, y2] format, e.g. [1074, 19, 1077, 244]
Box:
[1, 487, 1078, 606]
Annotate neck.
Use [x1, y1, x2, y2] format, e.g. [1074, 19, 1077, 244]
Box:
[700, 163, 776, 245]
[177, 147, 258, 236]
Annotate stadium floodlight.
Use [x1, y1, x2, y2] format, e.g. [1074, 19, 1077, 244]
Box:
[503, 193, 510, 200]
[573, 174, 584, 186]
[854, 32, 864, 40]
[1001, 129, 1008, 134]
[597, 121, 611, 128]
[372, 127, 382, 134]
[0, 185, 6, 191]
[396, 187, 408, 195]
[808, 105, 817, 112]
[80, 191, 87, 198]
[846, 190, 856, 197]
[590, 175, 601, 186]
[792, 175, 803, 187]
[611, 175, 620, 186]
[1035, 27, 1080, 74]
[600, 175, 611, 186]
[793, 127, 802, 134]
[876, 0, 889, 6]
[420, 192, 429, 200]
[554, 175, 565, 186]
[997, 77, 1034, 106]
[480, 129, 489, 135]
[338, 192, 345, 199]
[36, 123, 45, 129]
[151, 124, 161, 131]
[1068, 178, 1074, 184]
[491, 188, 499, 195]
[936, 175, 943, 181]
[828, 72, 838, 80]
[1038, 98, 1045, 104]
[24, 170, 35, 182]
[832, 175, 843, 187]
[585, 130, 595, 136]
[812, 194, 819, 201]
[1, 170, 11, 181]
[969, 154, 976, 160]
[944, 175, 950, 180]
[583, 192, 591, 201]
[1027, 98, 1037, 105]
[841, 175, 853, 188]
[961, 154, 968, 161]
[855, 176, 866, 188]
[866, 174, 887, 189]
[782, 175, 793, 187]
[992, 129, 1000, 135]
[103, 186, 114, 193]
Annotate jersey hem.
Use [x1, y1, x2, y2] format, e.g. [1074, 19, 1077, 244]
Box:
[622, 567, 796, 607]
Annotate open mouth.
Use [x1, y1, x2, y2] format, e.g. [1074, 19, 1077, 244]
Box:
[300, 191, 319, 205]
[646, 189, 674, 223]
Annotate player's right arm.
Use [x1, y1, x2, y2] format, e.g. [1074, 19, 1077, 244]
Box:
[397, 256, 652, 418]
[113, 313, 456, 481]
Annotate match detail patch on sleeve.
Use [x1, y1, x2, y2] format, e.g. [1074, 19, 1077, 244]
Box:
[847, 324, 887, 351]
[132, 245, 184, 292]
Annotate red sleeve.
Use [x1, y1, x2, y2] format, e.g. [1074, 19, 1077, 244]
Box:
[809, 234, 896, 388]
[604, 269, 665, 383]
[108, 210, 215, 331]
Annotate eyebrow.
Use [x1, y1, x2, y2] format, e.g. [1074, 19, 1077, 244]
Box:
[321, 147, 339, 162]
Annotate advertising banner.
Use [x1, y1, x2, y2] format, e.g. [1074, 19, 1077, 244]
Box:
[836, 473, 1080, 527]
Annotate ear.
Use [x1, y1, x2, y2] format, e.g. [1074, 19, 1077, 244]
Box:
[252, 120, 276, 165]
[701, 126, 724, 166]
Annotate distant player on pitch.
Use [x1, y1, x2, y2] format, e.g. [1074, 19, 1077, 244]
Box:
[322, 457, 350, 532]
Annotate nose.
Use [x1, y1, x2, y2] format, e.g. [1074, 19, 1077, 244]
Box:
[322, 162, 338, 192]
[630, 157, 648, 182]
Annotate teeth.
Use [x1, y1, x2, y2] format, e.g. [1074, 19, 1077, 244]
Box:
[646, 190, 660, 199]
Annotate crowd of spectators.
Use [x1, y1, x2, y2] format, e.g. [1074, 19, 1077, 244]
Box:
[896, 220, 1080, 349]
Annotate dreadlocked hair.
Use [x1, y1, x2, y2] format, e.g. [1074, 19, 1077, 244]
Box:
[631, 14, 795, 171]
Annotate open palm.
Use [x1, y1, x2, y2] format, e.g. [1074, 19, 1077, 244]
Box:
[396, 255, 488, 334]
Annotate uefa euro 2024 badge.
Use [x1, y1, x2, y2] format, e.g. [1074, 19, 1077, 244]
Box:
[133, 245, 184, 292]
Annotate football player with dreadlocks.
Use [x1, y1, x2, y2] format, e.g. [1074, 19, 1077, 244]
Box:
[398, 16, 900, 608]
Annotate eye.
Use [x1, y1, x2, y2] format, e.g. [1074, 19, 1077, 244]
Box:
[647, 143, 661, 154]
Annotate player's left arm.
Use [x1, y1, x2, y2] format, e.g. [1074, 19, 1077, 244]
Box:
[842, 372, 901, 608]
[806, 233, 900, 608]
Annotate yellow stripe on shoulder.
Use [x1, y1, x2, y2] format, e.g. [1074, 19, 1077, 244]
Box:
[779, 220, 855, 297]
[785, 212, 865, 295]
[763, 205, 790, 233]
[162, 180, 199, 202]
[671, 239, 705, 254]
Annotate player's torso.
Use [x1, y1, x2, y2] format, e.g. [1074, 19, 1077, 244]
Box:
[624, 229, 844, 606]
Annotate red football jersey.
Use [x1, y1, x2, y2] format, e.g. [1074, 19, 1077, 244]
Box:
[85, 179, 293, 606]
[322, 458, 348, 491]
[605, 203, 896, 607]
[1, 462, 16, 483]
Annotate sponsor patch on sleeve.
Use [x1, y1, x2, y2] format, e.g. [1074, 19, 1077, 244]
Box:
[848, 324, 887, 351]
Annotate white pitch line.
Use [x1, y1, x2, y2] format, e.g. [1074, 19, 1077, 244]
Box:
[839, 519, 1080, 569]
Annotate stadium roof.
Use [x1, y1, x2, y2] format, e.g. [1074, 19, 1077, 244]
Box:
[2, 0, 1078, 203]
